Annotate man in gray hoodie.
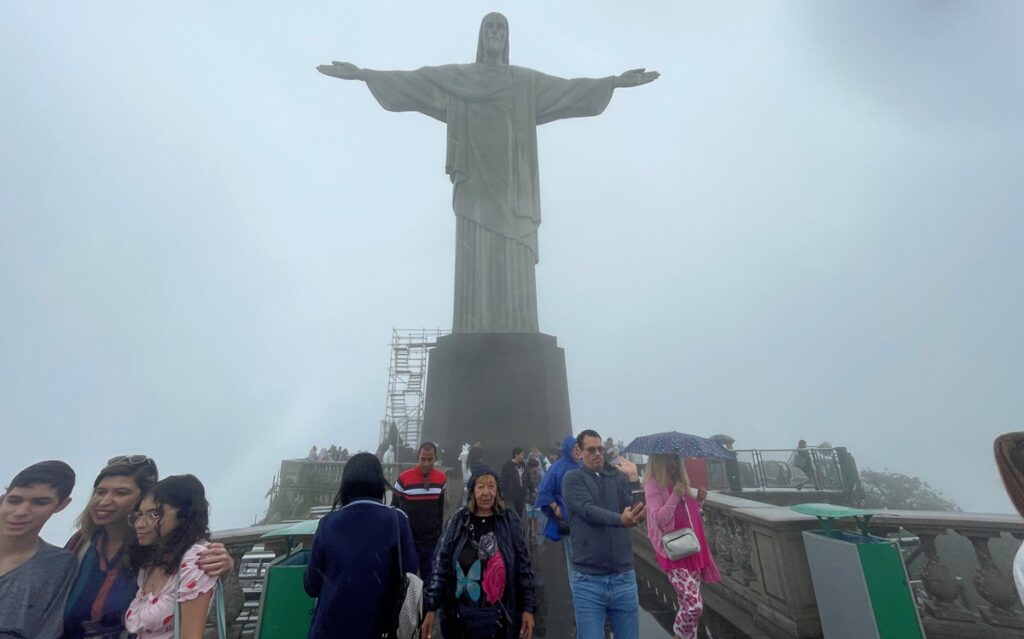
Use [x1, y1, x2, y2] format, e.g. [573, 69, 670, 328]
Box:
[563, 429, 646, 639]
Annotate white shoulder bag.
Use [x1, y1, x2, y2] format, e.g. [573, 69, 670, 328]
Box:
[660, 489, 701, 561]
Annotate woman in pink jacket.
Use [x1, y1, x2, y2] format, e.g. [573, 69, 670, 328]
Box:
[644, 454, 720, 639]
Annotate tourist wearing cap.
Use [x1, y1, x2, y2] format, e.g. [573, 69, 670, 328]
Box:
[421, 466, 536, 639]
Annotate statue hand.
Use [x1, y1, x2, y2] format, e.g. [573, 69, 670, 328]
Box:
[317, 61, 365, 81]
[614, 68, 659, 88]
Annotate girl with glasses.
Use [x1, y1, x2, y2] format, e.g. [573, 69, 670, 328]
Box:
[124, 474, 216, 639]
[61, 458, 232, 639]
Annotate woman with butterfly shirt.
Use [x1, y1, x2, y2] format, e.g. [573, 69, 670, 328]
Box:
[422, 466, 536, 639]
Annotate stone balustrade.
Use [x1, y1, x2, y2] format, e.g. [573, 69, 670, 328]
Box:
[655, 493, 1024, 638]
[867, 510, 1024, 639]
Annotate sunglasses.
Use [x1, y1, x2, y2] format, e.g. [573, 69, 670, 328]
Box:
[106, 455, 158, 475]
[583, 446, 604, 455]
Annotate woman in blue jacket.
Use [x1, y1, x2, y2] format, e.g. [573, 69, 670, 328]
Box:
[304, 453, 418, 638]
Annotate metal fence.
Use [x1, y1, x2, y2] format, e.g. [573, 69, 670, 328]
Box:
[707, 447, 846, 492]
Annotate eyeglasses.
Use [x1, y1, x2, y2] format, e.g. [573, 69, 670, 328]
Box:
[128, 510, 161, 526]
[583, 446, 604, 455]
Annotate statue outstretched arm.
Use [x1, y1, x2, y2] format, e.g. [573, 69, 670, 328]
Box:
[318, 61, 447, 122]
[613, 68, 659, 88]
[316, 61, 369, 82]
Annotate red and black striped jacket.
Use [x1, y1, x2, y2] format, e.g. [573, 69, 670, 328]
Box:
[393, 467, 447, 548]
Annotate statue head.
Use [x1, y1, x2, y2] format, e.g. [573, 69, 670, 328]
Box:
[476, 12, 509, 64]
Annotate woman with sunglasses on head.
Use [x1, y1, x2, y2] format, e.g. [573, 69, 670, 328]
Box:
[61, 457, 233, 639]
[124, 474, 218, 639]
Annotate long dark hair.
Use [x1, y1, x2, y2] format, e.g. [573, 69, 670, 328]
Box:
[128, 474, 210, 575]
[331, 453, 386, 510]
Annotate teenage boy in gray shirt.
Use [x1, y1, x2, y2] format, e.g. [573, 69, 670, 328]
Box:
[0, 460, 78, 639]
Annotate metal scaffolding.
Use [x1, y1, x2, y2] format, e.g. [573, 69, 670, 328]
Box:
[379, 328, 447, 450]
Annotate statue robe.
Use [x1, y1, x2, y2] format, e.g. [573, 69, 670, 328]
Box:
[363, 64, 615, 333]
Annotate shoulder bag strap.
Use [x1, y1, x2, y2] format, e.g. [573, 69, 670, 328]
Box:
[173, 563, 228, 639]
[395, 507, 403, 576]
[213, 577, 227, 639]
[677, 485, 696, 530]
[174, 570, 181, 639]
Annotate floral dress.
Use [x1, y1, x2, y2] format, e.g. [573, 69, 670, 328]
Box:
[124, 543, 216, 639]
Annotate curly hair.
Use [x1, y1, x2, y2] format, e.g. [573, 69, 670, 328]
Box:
[128, 474, 210, 576]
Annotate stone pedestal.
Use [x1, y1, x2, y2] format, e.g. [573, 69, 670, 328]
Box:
[422, 333, 573, 468]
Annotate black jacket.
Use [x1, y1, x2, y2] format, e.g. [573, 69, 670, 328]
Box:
[425, 507, 537, 639]
[500, 460, 534, 505]
[562, 465, 636, 575]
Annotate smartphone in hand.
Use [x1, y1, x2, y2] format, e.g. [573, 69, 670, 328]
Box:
[630, 488, 646, 509]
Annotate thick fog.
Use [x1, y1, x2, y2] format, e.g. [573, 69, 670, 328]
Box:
[2, 1, 1022, 541]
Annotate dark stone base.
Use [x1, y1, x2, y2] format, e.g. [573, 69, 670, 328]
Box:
[422, 333, 573, 469]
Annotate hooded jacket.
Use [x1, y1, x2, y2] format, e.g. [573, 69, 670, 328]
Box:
[562, 463, 635, 575]
[534, 435, 578, 541]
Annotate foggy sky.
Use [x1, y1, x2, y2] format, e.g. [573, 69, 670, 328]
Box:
[2, 1, 1022, 540]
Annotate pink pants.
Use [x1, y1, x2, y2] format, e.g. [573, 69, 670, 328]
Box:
[667, 567, 703, 639]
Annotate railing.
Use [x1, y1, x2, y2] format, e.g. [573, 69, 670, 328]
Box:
[704, 447, 850, 493]
[867, 511, 1024, 639]
[675, 493, 1024, 638]
[265, 459, 425, 522]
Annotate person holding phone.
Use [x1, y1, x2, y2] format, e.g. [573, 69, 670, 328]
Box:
[563, 430, 647, 639]
[643, 455, 720, 639]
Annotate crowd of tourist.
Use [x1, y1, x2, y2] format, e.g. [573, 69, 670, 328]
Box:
[299, 430, 718, 639]
[306, 444, 351, 463]
[7, 431, 1021, 638]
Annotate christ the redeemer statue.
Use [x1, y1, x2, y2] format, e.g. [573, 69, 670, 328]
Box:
[318, 12, 658, 333]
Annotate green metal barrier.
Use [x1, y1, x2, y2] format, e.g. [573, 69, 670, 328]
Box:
[793, 503, 924, 639]
[255, 549, 315, 638]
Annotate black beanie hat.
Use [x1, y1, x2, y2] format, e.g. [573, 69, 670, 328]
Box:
[468, 465, 501, 494]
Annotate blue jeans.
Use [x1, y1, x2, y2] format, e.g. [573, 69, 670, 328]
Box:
[570, 569, 639, 639]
